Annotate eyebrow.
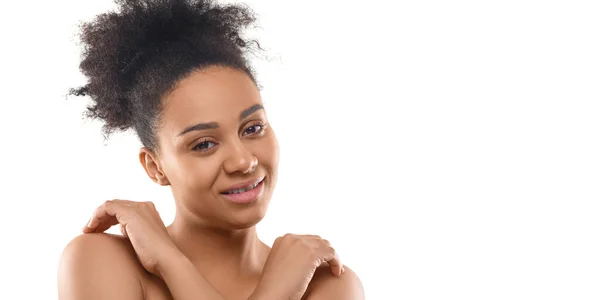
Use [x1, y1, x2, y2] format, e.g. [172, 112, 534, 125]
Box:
[178, 104, 264, 136]
[239, 104, 264, 121]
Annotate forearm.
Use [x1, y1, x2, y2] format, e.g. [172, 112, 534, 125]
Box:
[159, 251, 277, 300]
[159, 253, 227, 300]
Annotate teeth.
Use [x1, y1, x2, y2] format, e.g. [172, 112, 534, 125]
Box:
[225, 181, 260, 194]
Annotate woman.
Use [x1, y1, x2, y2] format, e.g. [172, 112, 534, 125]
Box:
[57, 0, 364, 299]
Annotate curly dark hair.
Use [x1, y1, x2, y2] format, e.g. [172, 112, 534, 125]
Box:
[69, 0, 261, 150]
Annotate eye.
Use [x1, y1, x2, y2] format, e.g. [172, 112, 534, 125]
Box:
[243, 123, 266, 136]
[192, 140, 217, 152]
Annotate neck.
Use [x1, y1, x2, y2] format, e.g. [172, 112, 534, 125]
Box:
[167, 215, 269, 277]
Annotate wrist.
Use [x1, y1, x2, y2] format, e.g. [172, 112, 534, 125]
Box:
[153, 248, 229, 300]
[155, 247, 189, 279]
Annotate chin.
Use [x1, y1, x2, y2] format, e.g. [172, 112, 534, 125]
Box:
[224, 216, 265, 230]
[228, 218, 263, 230]
[226, 203, 269, 230]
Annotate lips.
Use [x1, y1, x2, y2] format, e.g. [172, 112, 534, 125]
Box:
[221, 177, 265, 194]
[220, 177, 265, 204]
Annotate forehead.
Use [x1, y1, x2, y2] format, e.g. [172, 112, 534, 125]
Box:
[160, 66, 262, 131]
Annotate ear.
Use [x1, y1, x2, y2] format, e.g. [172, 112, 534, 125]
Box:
[139, 147, 170, 186]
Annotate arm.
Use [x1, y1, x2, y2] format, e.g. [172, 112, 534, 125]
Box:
[158, 252, 273, 300]
[58, 233, 241, 300]
[74, 200, 265, 300]
[157, 252, 228, 300]
[305, 266, 365, 300]
[57, 234, 144, 300]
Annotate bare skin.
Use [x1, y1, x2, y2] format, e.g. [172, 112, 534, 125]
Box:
[58, 66, 364, 300]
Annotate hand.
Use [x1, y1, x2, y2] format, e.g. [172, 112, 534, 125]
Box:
[82, 199, 181, 277]
[253, 234, 345, 300]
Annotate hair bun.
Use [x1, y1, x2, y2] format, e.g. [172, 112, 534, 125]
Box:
[68, 0, 259, 148]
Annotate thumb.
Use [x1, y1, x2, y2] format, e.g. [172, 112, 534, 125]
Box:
[120, 224, 129, 238]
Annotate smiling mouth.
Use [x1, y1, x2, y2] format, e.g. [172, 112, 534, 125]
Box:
[222, 178, 264, 195]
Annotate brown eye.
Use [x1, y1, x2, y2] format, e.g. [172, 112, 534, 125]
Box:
[192, 140, 217, 151]
[243, 124, 265, 136]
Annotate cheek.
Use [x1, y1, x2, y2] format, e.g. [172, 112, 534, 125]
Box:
[184, 158, 220, 191]
[166, 154, 220, 194]
[259, 133, 280, 169]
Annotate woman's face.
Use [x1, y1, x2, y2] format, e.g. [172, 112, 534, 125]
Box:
[143, 66, 279, 229]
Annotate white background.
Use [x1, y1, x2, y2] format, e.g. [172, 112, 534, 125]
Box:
[0, 0, 599, 299]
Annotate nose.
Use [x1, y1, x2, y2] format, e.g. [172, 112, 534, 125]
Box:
[223, 141, 258, 174]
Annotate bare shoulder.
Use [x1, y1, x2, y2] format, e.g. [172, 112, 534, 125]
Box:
[306, 265, 365, 300]
[58, 233, 145, 300]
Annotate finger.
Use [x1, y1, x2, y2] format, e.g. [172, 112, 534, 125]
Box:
[317, 244, 344, 276]
[301, 234, 322, 240]
[83, 212, 119, 234]
[304, 236, 345, 276]
[83, 200, 130, 233]
[84, 202, 111, 232]
[120, 224, 129, 238]
[91, 215, 120, 233]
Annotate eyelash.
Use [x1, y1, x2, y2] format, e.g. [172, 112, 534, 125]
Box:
[191, 122, 267, 152]
[192, 138, 217, 152]
[242, 122, 266, 136]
